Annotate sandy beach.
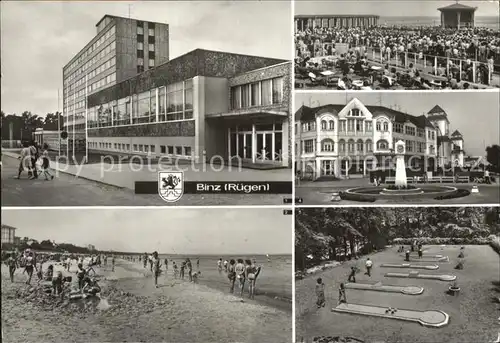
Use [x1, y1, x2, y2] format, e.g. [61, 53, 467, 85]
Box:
[1, 257, 293, 343]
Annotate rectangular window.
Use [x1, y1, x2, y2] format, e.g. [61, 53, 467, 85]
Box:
[150, 145, 155, 153]
[149, 43, 155, 51]
[241, 84, 250, 108]
[158, 87, 166, 121]
[261, 79, 272, 106]
[150, 91, 156, 123]
[138, 42, 144, 50]
[231, 86, 241, 109]
[176, 146, 182, 155]
[184, 146, 191, 156]
[272, 77, 283, 104]
[139, 144, 144, 152]
[137, 26, 144, 35]
[126, 144, 130, 151]
[304, 139, 314, 153]
[184, 82, 193, 119]
[168, 146, 174, 154]
[251, 82, 259, 106]
[160, 145, 166, 154]
[138, 58, 144, 66]
[148, 28, 155, 36]
[135, 91, 150, 124]
[133, 144, 138, 151]
[149, 59, 155, 67]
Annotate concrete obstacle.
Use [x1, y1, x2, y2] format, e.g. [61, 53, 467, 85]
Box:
[331, 192, 341, 202]
[332, 303, 449, 328]
[345, 282, 423, 295]
[471, 185, 479, 193]
[385, 271, 456, 281]
[381, 263, 439, 270]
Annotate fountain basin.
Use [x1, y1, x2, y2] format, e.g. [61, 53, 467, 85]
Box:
[341, 185, 460, 202]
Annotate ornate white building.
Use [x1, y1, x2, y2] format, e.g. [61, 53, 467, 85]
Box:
[295, 98, 465, 180]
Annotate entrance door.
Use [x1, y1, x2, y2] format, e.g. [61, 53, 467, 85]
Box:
[244, 133, 252, 159]
[237, 133, 245, 159]
[322, 160, 335, 176]
[257, 133, 273, 161]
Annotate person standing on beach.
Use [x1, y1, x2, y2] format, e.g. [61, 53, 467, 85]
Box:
[223, 259, 228, 273]
[186, 258, 193, 282]
[245, 259, 257, 299]
[217, 258, 223, 274]
[251, 258, 262, 293]
[76, 263, 86, 289]
[24, 252, 36, 285]
[227, 259, 236, 294]
[235, 259, 246, 297]
[152, 252, 161, 288]
[173, 262, 178, 278]
[180, 261, 185, 279]
[143, 253, 148, 268]
[111, 255, 115, 272]
[164, 258, 168, 273]
[149, 254, 154, 272]
[196, 258, 200, 270]
[6, 253, 18, 283]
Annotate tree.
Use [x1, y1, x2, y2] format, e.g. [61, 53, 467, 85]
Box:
[43, 112, 63, 131]
[486, 145, 500, 173]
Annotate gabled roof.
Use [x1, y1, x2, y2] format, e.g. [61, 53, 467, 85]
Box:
[295, 104, 345, 121]
[438, 3, 477, 11]
[451, 130, 463, 139]
[427, 105, 447, 115]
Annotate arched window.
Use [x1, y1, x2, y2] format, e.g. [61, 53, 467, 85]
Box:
[357, 139, 364, 152]
[365, 140, 373, 152]
[339, 139, 346, 153]
[321, 120, 327, 130]
[329, 120, 335, 131]
[377, 140, 389, 150]
[376, 121, 381, 131]
[321, 139, 334, 152]
[348, 139, 355, 153]
[383, 122, 389, 132]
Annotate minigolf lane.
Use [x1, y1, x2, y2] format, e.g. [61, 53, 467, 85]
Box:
[345, 282, 424, 295]
[408, 256, 449, 263]
[332, 303, 450, 328]
[385, 271, 456, 281]
[380, 263, 439, 270]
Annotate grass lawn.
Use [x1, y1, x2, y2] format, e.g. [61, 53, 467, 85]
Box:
[296, 245, 500, 343]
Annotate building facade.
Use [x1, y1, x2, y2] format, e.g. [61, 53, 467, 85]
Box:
[1, 225, 16, 245]
[295, 15, 379, 32]
[438, 3, 477, 29]
[33, 128, 61, 151]
[85, 49, 292, 167]
[62, 15, 170, 152]
[294, 98, 467, 180]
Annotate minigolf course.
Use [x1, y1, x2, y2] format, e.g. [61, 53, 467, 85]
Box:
[332, 303, 450, 328]
[345, 282, 423, 295]
[385, 271, 456, 281]
[380, 263, 439, 270]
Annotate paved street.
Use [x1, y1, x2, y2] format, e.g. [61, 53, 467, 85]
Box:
[296, 179, 500, 205]
[1, 155, 288, 206]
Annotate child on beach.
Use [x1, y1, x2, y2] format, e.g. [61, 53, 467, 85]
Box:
[315, 278, 325, 308]
[217, 258, 223, 274]
[76, 263, 86, 289]
[348, 266, 357, 283]
[186, 258, 193, 282]
[40, 143, 54, 180]
[164, 258, 168, 272]
[228, 259, 236, 294]
[44, 265, 54, 281]
[338, 283, 347, 304]
[173, 262, 178, 278]
[143, 253, 148, 268]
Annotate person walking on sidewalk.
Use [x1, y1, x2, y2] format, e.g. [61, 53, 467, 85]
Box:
[15, 142, 31, 179]
[365, 258, 373, 277]
[28, 141, 39, 180]
[40, 144, 54, 180]
[348, 266, 357, 283]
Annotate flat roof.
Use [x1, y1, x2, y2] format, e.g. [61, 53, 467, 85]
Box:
[295, 14, 380, 19]
[95, 14, 168, 28]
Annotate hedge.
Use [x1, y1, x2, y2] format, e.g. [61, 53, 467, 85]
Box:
[392, 236, 495, 245]
[435, 189, 470, 200]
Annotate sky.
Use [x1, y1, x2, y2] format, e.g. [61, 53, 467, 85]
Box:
[296, 0, 500, 16]
[1, 208, 292, 255]
[0, 0, 291, 117]
[295, 91, 500, 156]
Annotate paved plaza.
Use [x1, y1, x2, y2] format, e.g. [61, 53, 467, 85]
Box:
[295, 245, 500, 343]
[296, 178, 500, 205]
[1, 153, 290, 206]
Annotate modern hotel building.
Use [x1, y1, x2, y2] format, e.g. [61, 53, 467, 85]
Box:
[295, 98, 465, 180]
[62, 15, 170, 151]
[86, 49, 292, 167]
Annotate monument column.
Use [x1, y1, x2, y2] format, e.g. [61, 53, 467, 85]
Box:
[394, 140, 407, 188]
[457, 11, 461, 29]
[441, 12, 445, 28]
